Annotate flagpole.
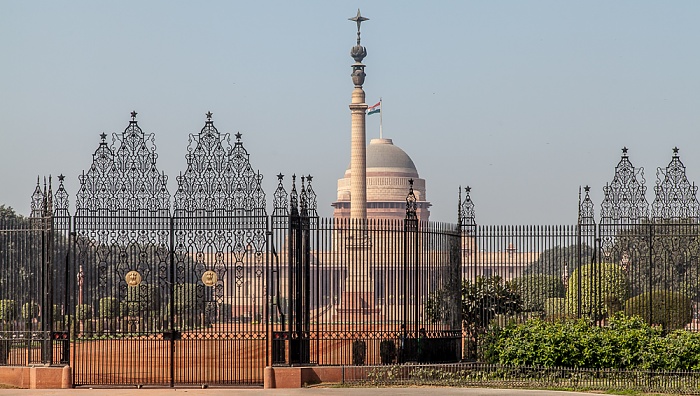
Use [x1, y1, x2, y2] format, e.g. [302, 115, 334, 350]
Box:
[379, 97, 383, 139]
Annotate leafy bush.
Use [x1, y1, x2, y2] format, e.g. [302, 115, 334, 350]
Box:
[543, 297, 566, 317]
[99, 297, 119, 318]
[21, 302, 40, 320]
[512, 274, 565, 313]
[0, 300, 17, 322]
[484, 313, 700, 371]
[76, 304, 93, 321]
[121, 284, 161, 317]
[624, 290, 692, 331]
[566, 262, 628, 320]
[170, 283, 203, 328]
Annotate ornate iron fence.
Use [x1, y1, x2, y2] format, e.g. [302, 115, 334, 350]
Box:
[0, 180, 68, 366]
[459, 147, 700, 359]
[5, 112, 461, 387]
[8, 109, 700, 390]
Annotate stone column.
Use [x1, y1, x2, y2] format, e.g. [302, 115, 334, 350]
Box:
[349, 87, 368, 220]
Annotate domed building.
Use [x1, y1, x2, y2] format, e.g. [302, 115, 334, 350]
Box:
[332, 137, 431, 221]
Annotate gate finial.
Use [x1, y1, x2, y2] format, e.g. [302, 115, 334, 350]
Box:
[405, 179, 417, 220]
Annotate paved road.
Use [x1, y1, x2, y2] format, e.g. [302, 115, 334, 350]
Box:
[0, 387, 605, 396]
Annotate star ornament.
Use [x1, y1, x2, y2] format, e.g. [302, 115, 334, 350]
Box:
[130, 111, 138, 120]
[349, 9, 369, 32]
[206, 111, 213, 120]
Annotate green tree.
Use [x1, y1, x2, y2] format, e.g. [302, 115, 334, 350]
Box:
[624, 290, 692, 331]
[426, 276, 522, 359]
[512, 274, 565, 313]
[0, 300, 17, 330]
[173, 283, 202, 329]
[461, 276, 522, 359]
[566, 262, 628, 321]
[605, 220, 700, 300]
[526, 244, 595, 277]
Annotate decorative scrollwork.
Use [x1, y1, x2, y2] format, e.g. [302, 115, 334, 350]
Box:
[579, 185, 595, 226]
[174, 119, 266, 214]
[30, 176, 45, 218]
[600, 147, 649, 224]
[273, 173, 288, 216]
[76, 113, 170, 215]
[230, 133, 266, 215]
[289, 175, 299, 216]
[299, 175, 318, 217]
[305, 175, 318, 217]
[405, 178, 417, 220]
[54, 174, 70, 217]
[459, 186, 476, 228]
[652, 147, 699, 221]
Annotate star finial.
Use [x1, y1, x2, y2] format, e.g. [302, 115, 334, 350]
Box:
[307, 175, 313, 183]
[277, 173, 284, 181]
[622, 146, 628, 154]
[349, 9, 369, 33]
[584, 185, 590, 192]
[673, 146, 679, 155]
[206, 111, 213, 120]
[130, 111, 137, 121]
[235, 132, 242, 141]
[58, 174, 65, 182]
[466, 186, 471, 193]
[100, 132, 107, 142]
[349, 9, 369, 46]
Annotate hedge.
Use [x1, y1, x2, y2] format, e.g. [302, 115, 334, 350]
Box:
[484, 313, 700, 371]
[512, 274, 565, 313]
[624, 290, 692, 331]
[566, 262, 627, 320]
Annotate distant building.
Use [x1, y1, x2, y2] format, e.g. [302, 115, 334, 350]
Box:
[332, 138, 431, 221]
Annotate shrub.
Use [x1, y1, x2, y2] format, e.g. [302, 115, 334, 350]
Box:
[21, 302, 40, 320]
[566, 262, 628, 321]
[53, 304, 62, 322]
[99, 297, 119, 318]
[0, 300, 17, 323]
[624, 290, 692, 331]
[543, 297, 566, 317]
[121, 284, 161, 317]
[512, 274, 565, 313]
[482, 313, 691, 370]
[76, 304, 93, 321]
[662, 330, 700, 370]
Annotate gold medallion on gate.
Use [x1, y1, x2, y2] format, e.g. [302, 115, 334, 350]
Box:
[125, 270, 142, 287]
[202, 270, 218, 287]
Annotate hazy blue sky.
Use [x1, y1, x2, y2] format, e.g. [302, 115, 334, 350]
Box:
[2, 1, 699, 224]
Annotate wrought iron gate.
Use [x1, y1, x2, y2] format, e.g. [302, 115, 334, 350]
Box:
[14, 111, 462, 385]
[69, 113, 270, 386]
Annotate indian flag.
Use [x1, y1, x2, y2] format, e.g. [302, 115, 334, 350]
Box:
[367, 101, 381, 115]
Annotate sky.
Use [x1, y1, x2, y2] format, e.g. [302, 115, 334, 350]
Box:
[1, 1, 699, 224]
